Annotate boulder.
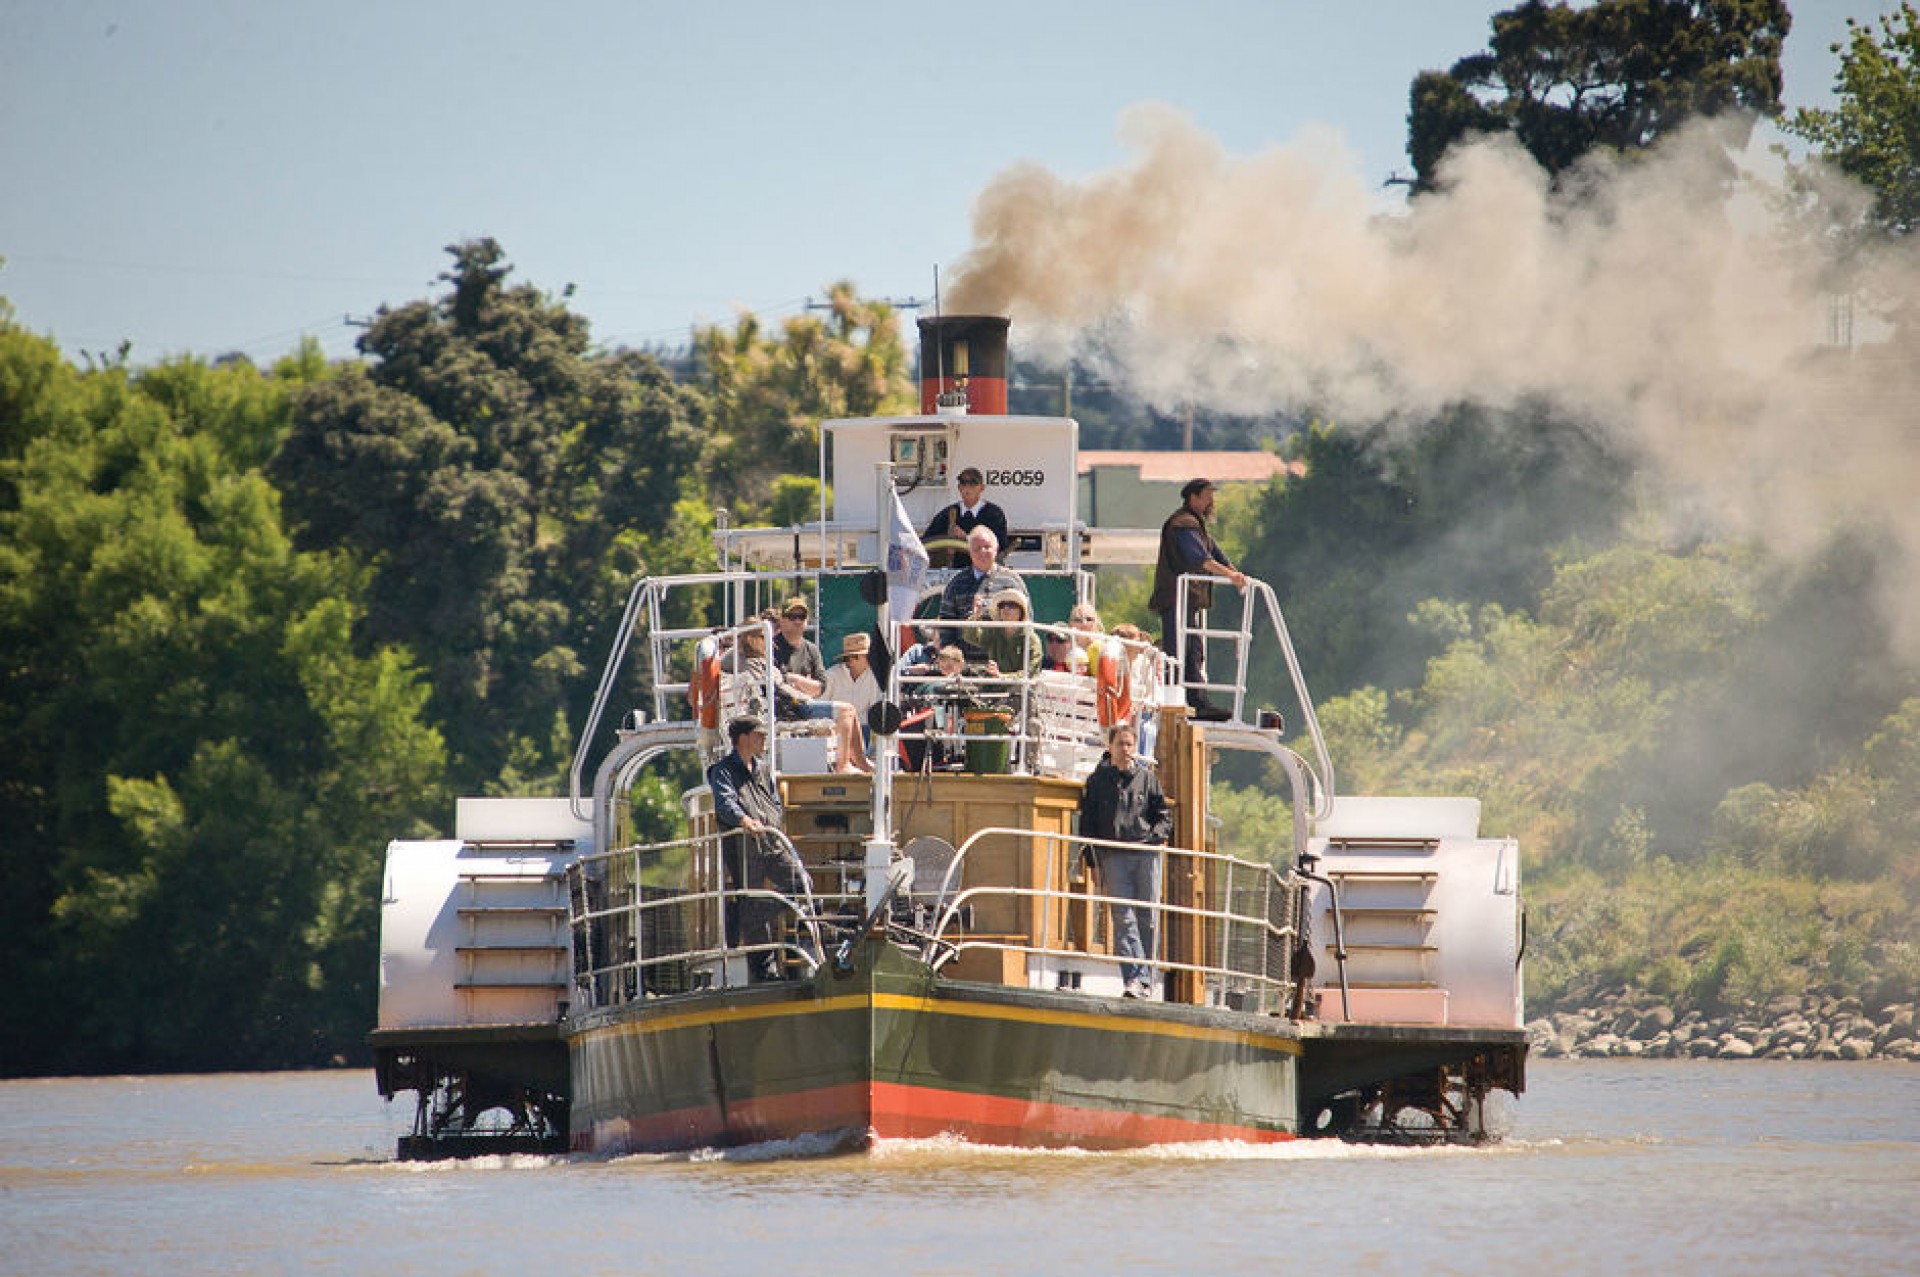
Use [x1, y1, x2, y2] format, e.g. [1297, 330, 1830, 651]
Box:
[1582, 1032, 1622, 1058]
[1636, 1006, 1676, 1035]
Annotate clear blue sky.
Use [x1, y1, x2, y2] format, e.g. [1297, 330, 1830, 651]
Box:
[0, 0, 1888, 366]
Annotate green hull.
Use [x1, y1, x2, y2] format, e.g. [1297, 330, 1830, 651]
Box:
[569, 941, 1303, 1153]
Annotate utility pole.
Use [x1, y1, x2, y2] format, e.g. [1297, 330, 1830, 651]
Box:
[805, 296, 928, 313]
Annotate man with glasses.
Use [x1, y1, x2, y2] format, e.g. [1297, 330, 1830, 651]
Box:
[771, 597, 826, 687]
[923, 466, 1009, 569]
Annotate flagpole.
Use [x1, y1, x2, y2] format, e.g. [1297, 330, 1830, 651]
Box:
[866, 462, 898, 914]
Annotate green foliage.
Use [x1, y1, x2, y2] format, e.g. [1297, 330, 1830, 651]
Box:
[1409, 0, 1791, 192]
[1239, 407, 1630, 706]
[767, 474, 827, 528]
[1208, 782, 1296, 869]
[0, 323, 445, 1072]
[1782, 3, 1920, 237]
[272, 239, 708, 793]
[1293, 522, 1920, 1015]
[693, 283, 914, 510]
[0, 260, 934, 1074]
[1307, 686, 1402, 796]
[1525, 856, 1916, 1013]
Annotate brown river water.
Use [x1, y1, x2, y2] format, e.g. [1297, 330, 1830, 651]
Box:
[2, 1060, 1914, 1275]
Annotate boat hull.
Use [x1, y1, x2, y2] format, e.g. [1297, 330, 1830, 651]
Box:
[568, 942, 1302, 1154]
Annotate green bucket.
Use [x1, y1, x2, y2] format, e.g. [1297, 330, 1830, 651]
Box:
[961, 707, 1012, 774]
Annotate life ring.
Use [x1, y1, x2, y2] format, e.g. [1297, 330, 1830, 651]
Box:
[1095, 642, 1133, 728]
[688, 637, 723, 729]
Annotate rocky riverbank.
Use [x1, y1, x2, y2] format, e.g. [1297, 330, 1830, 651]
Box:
[1528, 990, 1920, 1060]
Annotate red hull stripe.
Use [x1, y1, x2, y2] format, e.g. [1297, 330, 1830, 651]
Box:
[592, 990, 1299, 1056]
[871, 1081, 1295, 1146]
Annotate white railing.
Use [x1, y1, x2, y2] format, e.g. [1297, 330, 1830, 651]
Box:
[565, 822, 1303, 1014]
[924, 825, 1303, 1010]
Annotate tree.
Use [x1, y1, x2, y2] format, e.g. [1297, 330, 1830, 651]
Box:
[693, 283, 914, 512]
[1782, 3, 1920, 236]
[1408, 0, 1791, 192]
[0, 328, 446, 1072]
[1236, 404, 1630, 704]
[272, 240, 708, 793]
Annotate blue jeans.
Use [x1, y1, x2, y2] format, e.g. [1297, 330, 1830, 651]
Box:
[1101, 848, 1160, 988]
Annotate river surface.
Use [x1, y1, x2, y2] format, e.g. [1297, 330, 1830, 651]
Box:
[1, 1060, 1913, 1276]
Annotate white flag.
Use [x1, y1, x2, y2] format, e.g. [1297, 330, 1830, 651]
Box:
[885, 488, 929, 632]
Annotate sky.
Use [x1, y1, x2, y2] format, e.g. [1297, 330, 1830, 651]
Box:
[0, 0, 1893, 367]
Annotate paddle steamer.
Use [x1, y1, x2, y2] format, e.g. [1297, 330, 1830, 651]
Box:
[370, 316, 1527, 1156]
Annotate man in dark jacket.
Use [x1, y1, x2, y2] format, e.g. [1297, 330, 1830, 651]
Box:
[1076, 721, 1172, 999]
[707, 716, 813, 980]
[1148, 478, 1245, 720]
[922, 467, 1010, 569]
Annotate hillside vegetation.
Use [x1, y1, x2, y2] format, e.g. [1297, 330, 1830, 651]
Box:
[5, 0, 1917, 1071]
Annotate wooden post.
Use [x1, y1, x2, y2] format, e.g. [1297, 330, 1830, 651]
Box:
[1156, 705, 1211, 1005]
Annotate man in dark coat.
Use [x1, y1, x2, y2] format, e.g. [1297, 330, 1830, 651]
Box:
[1076, 721, 1172, 999]
[1148, 478, 1246, 720]
[706, 716, 813, 980]
[922, 466, 1010, 569]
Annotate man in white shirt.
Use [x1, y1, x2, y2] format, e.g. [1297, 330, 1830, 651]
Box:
[821, 630, 881, 728]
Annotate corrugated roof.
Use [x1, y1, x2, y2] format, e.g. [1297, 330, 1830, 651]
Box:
[1077, 450, 1300, 482]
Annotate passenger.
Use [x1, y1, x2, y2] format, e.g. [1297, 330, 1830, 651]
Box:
[898, 624, 941, 676]
[1148, 478, 1246, 720]
[930, 644, 969, 688]
[1107, 622, 1158, 689]
[925, 645, 973, 769]
[1039, 627, 1079, 674]
[967, 590, 1040, 680]
[1067, 602, 1103, 673]
[922, 466, 1010, 570]
[706, 715, 814, 981]
[822, 631, 880, 723]
[1076, 721, 1172, 999]
[732, 617, 870, 773]
[900, 644, 970, 772]
[772, 597, 826, 686]
[938, 526, 1026, 656]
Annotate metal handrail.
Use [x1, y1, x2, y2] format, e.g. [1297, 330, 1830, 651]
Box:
[1171, 571, 1335, 811]
[925, 825, 1301, 1001]
[567, 829, 839, 1006]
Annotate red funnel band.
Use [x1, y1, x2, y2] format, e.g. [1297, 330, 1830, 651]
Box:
[918, 315, 1010, 415]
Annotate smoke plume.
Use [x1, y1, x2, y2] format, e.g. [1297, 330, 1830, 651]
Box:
[946, 104, 1920, 655]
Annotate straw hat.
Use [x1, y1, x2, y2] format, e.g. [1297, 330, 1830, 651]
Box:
[840, 631, 871, 656]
